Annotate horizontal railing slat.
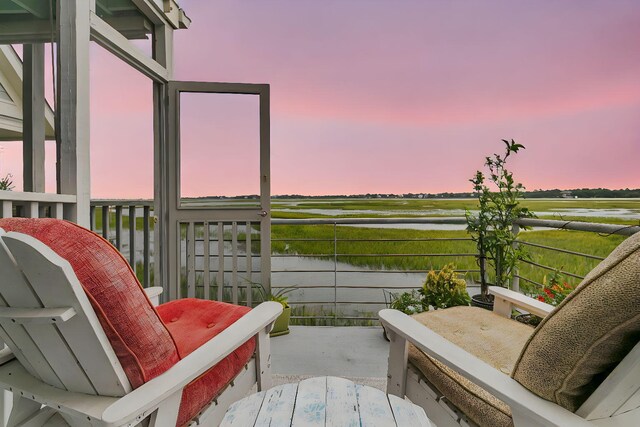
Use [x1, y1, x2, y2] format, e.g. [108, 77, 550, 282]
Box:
[519, 259, 586, 280]
[516, 240, 605, 260]
[0, 190, 76, 204]
[515, 218, 640, 236]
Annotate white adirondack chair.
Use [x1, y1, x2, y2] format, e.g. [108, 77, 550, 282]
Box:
[0, 225, 282, 426]
[381, 232, 640, 427]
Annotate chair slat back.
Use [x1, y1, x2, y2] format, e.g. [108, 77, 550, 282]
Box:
[0, 230, 62, 386]
[0, 231, 131, 397]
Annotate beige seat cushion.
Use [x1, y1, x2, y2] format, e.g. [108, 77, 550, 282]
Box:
[512, 231, 640, 412]
[409, 306, 533, 427]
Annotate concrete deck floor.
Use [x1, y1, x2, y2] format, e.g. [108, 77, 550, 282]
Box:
[271, 326, 389, 378]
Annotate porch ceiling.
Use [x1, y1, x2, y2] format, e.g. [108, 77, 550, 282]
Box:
[0, 0, 189, 42]
[0, 0, 142, 18]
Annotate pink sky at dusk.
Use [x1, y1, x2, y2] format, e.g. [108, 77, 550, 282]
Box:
[1, 0, 639, 198]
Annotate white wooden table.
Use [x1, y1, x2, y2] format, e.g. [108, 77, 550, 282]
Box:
[221, 376, 432, 426]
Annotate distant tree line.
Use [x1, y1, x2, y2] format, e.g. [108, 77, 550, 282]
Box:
[272, 188, 640, 199]
[523, 188, 640, 198]
[187, 188, 640, 200]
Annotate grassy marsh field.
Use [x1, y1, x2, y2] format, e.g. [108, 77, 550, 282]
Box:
[273, 197, 640, 216]
[93, 198, 639, 298]
[271, 198, 639, 295]
[271, 225, 625, 292]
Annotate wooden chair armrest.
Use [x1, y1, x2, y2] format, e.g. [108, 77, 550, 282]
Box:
[379, 309, 589, 426]
[143, 286, 163, 306]
[489, 286, 554, 318]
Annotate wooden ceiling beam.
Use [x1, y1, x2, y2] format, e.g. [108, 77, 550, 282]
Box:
[0, 18, 54, 44]
[0, 12, 154, 43]
[95, 0, 139, 16]
[95, 0, 114, 17]
[8, 0, 50, 19]
[102, 14, 152, 39]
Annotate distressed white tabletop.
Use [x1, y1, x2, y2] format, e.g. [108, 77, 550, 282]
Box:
[221, 376, 431, 427]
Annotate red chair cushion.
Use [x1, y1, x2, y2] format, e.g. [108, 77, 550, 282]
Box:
[157, 298, 255, 426]
[0, 218, 180, 389]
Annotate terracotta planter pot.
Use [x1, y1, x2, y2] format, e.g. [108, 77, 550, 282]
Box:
[270, 306, 291, 337]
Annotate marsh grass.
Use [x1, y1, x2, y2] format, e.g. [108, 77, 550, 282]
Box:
[271, 224, 628, 295]
[516, 230, 625, 292]
[93, 209, 151, 231]
[289, 306, 377, 326]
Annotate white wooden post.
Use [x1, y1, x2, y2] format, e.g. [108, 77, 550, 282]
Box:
[386, 329, 409, 397]
[25, 201, 39, 218]
[1, 201, 12, 218]
[259, 87, 271, 296]
[51, 202, 64, 220]
[57, 0, 91, 227]
[153, 23, 172, 302]
[22, 44, 46, 193]
[153, 82, 170, 302]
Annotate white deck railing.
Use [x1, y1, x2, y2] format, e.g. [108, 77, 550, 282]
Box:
[90, 199, 154, 288]
[79, 201, 639, 325]
[0, 190, 77, 220]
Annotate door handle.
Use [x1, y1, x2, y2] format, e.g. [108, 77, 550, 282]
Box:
[260, 210, 268, 217]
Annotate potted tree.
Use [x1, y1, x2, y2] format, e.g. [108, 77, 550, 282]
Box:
[466, 139, 535, 310]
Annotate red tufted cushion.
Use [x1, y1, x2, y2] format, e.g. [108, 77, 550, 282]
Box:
[157, 299, 255, 426]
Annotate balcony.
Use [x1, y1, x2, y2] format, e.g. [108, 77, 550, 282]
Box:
[82, 198, 639, 386]
[0, 1, 638, 423]
[81, 199, 638, 323]
[3, 194, 637, 355]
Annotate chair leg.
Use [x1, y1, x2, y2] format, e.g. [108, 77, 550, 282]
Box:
[147, 390, 181, 427]
[6, 395, 41, 427]
[255, 324, 273, 391]
[387, 329, 409, 397]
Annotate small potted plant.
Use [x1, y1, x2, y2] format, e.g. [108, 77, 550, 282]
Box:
[0, 173, 13, 191]
[389, 290, 428, 315]
[255, 283, 294, 337]
[422, 263, 471, 309]
[383, 264, 471, 340]
[382, 289, 428, 340]
[466, 139, 535, 310]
